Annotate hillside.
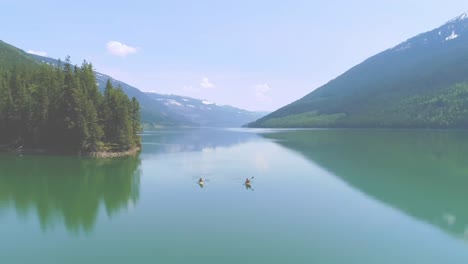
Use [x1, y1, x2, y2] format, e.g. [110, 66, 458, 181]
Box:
[30, 54, 194, 127]
[0, 40, 39, 70]
[248, 12, 468, 128]
[146, 93, 267, 127]
[30, 53, 264, 127]
[0, 42, 141, 154]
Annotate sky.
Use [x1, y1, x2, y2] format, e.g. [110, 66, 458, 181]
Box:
[2, 0, 468, 111]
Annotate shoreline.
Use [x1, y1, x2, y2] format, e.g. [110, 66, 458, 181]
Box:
[87, 146, 141, 158]
[0, 146, 141, 158]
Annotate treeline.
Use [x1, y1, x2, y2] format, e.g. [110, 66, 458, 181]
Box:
[0, 57, 141, 153]
[250, 82, 468, 129]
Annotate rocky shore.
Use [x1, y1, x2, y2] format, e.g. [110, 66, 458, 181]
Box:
[0, 145, 141, 158]
[87, 147, 141, 158]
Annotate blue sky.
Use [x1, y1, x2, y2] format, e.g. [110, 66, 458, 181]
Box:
[2, 0, 468, 111]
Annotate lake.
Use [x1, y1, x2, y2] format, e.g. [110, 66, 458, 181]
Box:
[1, 128, 468, 263]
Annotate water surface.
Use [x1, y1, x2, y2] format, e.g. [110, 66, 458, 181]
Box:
[1, 128, 468, 263]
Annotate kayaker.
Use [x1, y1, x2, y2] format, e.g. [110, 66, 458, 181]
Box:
[245, 178, 251, 185]
[199, 177, 204, 184]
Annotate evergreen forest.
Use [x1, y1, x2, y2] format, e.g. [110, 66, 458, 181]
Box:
[0, 57, 141, 153]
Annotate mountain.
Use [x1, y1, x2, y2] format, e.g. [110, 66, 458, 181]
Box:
[29, 54, 194, 127]
[145, 93, 268, 127]
[0, 41, 141, 153]
[248, 12, 468, 128]
[0, 40, 39, 70]
[29, 53, 265, 128]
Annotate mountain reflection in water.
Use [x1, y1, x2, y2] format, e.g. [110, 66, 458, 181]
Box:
[262, 129, 468, 241]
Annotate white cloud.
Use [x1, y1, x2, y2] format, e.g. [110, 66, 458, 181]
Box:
[254, 83, 272, 103]
[27, 50, 47, 56]
[106, 41, 138, 57]
[200, 77, 215, 89]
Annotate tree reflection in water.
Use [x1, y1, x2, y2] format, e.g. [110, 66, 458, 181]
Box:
[0, 154, 141, 234]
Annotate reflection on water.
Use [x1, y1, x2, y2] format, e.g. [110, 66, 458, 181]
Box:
[3, 128, 468, 263]
[141, 128, 260, 154]
[198, 178, 205, 188]
[0, 154, 141, 234]
[263, 129, 468, 240]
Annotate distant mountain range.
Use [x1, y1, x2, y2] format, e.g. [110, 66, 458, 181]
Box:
[145, 93, 268, 127]
[25, 51, 266, 128]
[248, 12, 468, 128]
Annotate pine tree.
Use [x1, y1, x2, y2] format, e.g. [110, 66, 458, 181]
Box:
[0, 56, 141, 154]
[131, 97, 141, 146]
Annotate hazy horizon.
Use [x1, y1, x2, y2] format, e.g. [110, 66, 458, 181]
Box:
[3, 0, 468, 111]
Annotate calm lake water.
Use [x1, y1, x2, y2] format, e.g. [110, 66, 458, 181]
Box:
[2, 128, 468, 263]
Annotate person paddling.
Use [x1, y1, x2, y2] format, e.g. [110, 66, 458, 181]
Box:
[199, 177, 204, 184]
[245, 178, 251, 185]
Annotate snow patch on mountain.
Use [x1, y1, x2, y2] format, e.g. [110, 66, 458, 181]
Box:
[202, 100, 214, 105]
[394, 42, 411, 52]
[166, 99, 182, 106]
[445, 31, 459, 41]
[448, 12, 468, 23]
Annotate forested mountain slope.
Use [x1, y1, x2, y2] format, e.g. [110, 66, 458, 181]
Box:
[30, 54, 193, 127]
[31, 54, 265, 127]
[0, 41, 141, 153]
[145, 93, 267, 127]
[248, 12, 468, 128]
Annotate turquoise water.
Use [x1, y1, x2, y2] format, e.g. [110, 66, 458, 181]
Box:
[1, 128, 468, 263]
